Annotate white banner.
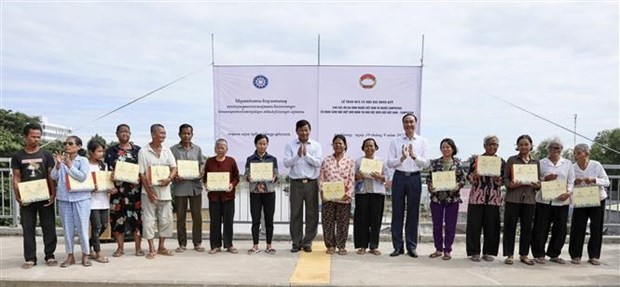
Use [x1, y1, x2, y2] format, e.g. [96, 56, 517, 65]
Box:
[214, 65, 422, 175]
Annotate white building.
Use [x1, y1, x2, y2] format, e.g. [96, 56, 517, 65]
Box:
[40, 117, 72, 142]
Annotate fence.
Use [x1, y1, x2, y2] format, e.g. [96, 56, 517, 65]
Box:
[1, 158, 619, 235]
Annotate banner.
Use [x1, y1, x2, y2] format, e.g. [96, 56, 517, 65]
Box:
[214, 65, 422, 175]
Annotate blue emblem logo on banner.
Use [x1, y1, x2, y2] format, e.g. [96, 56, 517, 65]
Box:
[253, 75, 269, 89]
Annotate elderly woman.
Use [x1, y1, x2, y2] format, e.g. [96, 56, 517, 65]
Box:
[569, 144, 610, 265]
[204, 138, 240, 254]
[531, 137, 575, 265]
[353, 138, 389, 255]
[104, 124, 144, 257]
[51, 136, 92, 267]
[503, 135, 540, 265]
[320, 134, 355, 255]
[425, 138, 466, 261]
[466, 135, 505, 262]
[245, 134, 279, 255]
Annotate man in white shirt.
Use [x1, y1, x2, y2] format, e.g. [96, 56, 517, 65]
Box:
[138, 124, 178, 259]
[283, 120, 322, 253]
[387, 113, 430, 257]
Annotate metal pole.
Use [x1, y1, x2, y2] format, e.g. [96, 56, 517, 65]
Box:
[420, 34, 425, 66]
[211, 33, 215, 66]
[574, 114, 577, 147]
[317, 34, 321, 66]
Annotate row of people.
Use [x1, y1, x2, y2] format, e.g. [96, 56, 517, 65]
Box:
[11, 116, 610, 269]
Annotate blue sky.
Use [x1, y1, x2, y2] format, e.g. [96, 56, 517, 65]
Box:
[1, 1, 618, 159]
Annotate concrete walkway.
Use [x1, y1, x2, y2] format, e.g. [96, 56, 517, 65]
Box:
[1, 235, 619, 287]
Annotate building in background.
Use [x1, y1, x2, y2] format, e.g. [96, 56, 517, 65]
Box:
[40, 116, 72, 142]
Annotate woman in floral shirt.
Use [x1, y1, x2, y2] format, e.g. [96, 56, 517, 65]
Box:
[425, 138, 466, 261]
[104, 124, 144, 257]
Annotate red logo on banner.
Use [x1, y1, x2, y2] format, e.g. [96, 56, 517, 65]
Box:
[359, 73, 376, 89]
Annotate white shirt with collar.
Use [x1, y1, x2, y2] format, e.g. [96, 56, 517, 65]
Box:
[387, 134, 430, 172]
[573, 160, 610, 201]
[537, 157, 575, 206]
[283, 138, 322, 180]
[138, 144, 177, 200]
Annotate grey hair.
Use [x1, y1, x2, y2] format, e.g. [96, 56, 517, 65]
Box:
[215, 138, 228, 147]
[546, 137, 563, 151]
[574, 143, 590, 155]
[150, 123, 165, 134]
[483, 135, 499, 146]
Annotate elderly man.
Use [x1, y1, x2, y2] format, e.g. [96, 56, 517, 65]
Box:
[387, 113, 430, 258]
[138, 124, 177, 259]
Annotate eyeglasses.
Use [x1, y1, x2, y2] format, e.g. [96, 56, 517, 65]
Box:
[63, 142, 75, 146]
[550, 146, 562, 150]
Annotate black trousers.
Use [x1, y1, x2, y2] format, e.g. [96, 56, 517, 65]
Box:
[175, 195, 203, 247]
[209, 200, 234, 249]
[466, 204, 500, 256]
[353, 193, 384, 250]
[89, 209, 109, 252]
[250, 192, 275, 245]
[531, 203, 568, 258]
[569, 200, 605, 259]
[20, 201, 57, 263]
[503, 202, 535, 257]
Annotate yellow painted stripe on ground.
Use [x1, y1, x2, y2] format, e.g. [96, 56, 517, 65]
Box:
[289, 243, 331, 285]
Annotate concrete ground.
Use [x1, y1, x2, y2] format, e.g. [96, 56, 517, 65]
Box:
[1, 233, 619, 287]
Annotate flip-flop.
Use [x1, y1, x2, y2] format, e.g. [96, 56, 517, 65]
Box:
[112, 250, 124, 257]
[21, 261, 36, 269]
[45, 258, 58, 267]
[247, 248, 261, 255]
[227, 247, 238, 254]
[135, 250, 146, 257]
[504, 257, 514, 265]
[368, 249, 381, 256]
[194, 246, 206, 252]
[429, 251, 443, 258]
[175, 246, 186, 253]
[337, 249, 347, 255]
[95, 256, 109, 263]
[60, 259, 75, 268]
[208, 248, 221, 255]
[157, 249, 174, 256]
[145, 251, 155, 259]
[356, 248, 366, 255]
[265, 248, 276, 255]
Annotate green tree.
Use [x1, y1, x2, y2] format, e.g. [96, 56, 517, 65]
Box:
[0, 109, 42, 157]
[590, 128, 620, 164]
[532, 138, 573, 161]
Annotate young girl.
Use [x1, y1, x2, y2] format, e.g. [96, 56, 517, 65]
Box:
[87, 139, 117, 263]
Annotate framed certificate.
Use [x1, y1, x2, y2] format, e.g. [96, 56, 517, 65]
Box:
[177, 160, 200, 179]
[250, 162, 273, 182]
[113, 161, 140, 184]
[322, 181, 344, 201]
[572, 186, 601, 208]
[206, 172, 230, 191]
[94, 171, 115, 191]
[360, 158, 383, 174]
[540, 180, 566, 201]
[431, 170, 457, 191]
[66, 173, 95, 192]
[475, 156, 502, 176]
[18, 179, 50, 204]
[512, 164, 538, 183]
[148, 166, 171, 186]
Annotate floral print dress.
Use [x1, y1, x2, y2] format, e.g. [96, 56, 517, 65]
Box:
[105, 144, 142, 237]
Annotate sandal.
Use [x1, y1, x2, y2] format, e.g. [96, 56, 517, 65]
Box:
[571, 257, 581, 265]
[208, 248, 221, 254]
[356, 248, 366, 255]
[157, 249, 174, 256]
[227, 247, 238, 254]
[588, 258, 601, 266]
[265, 248, 276, 255]
[135, 250, 145, 257]
[534, 257, 545, 264]
[442, 253, 452, 260]
[326, 247, 335, 255]
[504, 257, 514, 265]
[337, 249, 347, 255]
[470, 255, 481, 262]
[520, 256, 535, 266]
[95, 256, 109, 263]
[145, 251, 156, 259]
[112, 249, 124, 257]
[21, 261, 36, 269]
[482, 255, 495, 262]
[194, 245, 206, 252]
[429, 251, 443, 258]
[368, 249, 381, 256]
[175, 246, 187, 253]
[60, 258, 75, 268]
[45, 258, 58, 267]
[549, 257, 565, 264]
[247, 248, 261, 255]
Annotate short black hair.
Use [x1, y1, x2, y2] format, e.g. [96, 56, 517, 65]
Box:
[23, 123, 42, 136]
[115, 124, 130, 133]
[179, 123, 193, 134]
[440, 138, 458, 156]
[361, 138, 379, 151]
[295, 119, 311, 131]
[87, 139, 105, 153]
[515, 134, 534, 151]
[332, 134, 347, 151]
[254, 134, 269, 144]
[401, 113, 418, 123]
